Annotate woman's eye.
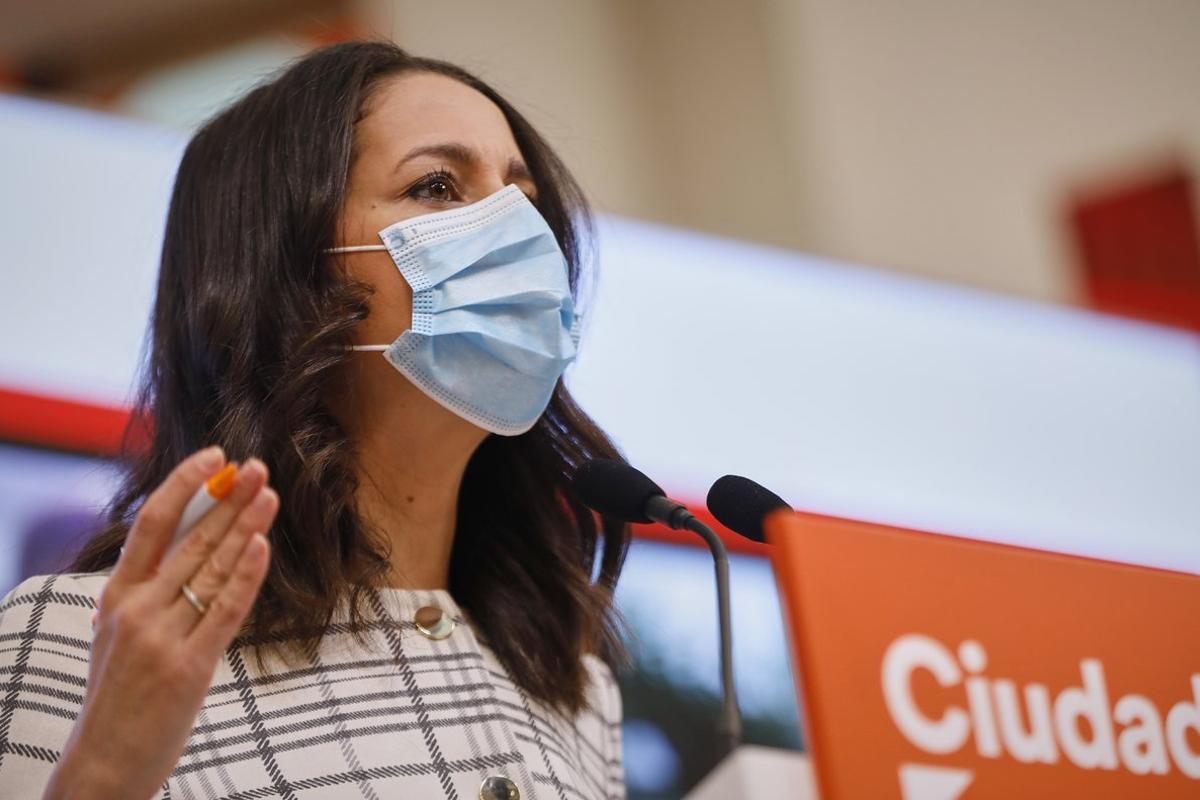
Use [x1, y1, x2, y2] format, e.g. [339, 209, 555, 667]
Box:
[409, 172, 458, 203]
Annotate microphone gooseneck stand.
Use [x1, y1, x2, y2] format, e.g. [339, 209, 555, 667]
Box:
[571, 459, 747, 759]
[645, 496, 742, 758]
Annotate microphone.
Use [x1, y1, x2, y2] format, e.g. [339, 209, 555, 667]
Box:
[572, 459, 743, 757]
[706, 475, 790, 543]
[571, 458, 695, 529]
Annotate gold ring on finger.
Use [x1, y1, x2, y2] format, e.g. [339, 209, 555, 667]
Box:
[180, 581, 209, 616]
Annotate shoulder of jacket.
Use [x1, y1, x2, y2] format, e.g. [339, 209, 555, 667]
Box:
[0, 571, 107, 624]
[580, 651, 614, 684]
[580, 652, 622, 723]
[0, 572, 106, 790]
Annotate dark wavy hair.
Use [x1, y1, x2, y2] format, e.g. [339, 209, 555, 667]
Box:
[69, 40, 632, 715]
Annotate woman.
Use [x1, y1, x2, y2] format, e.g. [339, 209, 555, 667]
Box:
[0, 40, 631, 799]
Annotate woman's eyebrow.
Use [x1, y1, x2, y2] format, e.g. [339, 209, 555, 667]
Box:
[397, 142, 533, 183]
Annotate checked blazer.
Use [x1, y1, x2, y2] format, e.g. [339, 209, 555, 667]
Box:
[0, 571, 625, 799]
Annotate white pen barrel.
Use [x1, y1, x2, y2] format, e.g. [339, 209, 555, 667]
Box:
[171, 487, 218, 548]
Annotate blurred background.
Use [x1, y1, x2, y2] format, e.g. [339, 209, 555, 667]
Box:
[1, 2, 1198, 798]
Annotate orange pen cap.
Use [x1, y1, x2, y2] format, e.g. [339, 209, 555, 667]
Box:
[205, 463, 238, 500]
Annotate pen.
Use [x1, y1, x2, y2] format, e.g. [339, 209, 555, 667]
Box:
[171, 462, 238, 548]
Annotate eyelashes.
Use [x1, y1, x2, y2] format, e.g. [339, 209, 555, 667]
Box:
[407, 168, 459, 204]
[406, 168, 539, 205]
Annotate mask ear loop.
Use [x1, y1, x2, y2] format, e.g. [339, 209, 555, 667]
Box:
[324, 246, 394, 352]
[324, 245, 388, 253]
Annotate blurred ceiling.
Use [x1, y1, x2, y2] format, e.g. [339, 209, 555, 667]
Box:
[0, 0, 347, 90]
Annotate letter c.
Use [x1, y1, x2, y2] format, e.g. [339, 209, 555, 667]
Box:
[882, 634, 970, 754]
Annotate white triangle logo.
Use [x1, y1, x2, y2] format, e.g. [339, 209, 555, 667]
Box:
[898, 763, 974, 800]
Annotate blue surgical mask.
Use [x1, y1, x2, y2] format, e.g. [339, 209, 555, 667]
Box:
[325, 183, 581, 436]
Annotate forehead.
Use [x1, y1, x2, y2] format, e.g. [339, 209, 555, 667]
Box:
[356, 71, 522, 160]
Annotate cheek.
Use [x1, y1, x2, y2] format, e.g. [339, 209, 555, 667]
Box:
[356, 202, 409, 241]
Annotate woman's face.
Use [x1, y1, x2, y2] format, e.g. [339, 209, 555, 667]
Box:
[335, 71, 540, 350]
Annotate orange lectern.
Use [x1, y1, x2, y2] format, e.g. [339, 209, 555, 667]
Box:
[765, 509, 1200, 799]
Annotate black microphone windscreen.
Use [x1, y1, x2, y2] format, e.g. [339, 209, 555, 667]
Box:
[571, 459, 666, 524]
[706, 475, 790, 543]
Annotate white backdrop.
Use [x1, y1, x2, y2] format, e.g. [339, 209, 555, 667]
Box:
[2, 93, 1198, 577]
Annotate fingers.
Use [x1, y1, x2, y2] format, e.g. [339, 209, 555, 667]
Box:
[112, 446, 226, 588]
[186, 533, 271, 662]
[151, 459, 269, 607]
[165, 484, 278, 634]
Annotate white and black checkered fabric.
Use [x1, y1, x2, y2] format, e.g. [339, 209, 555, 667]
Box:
[0, 572, 625, 799]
